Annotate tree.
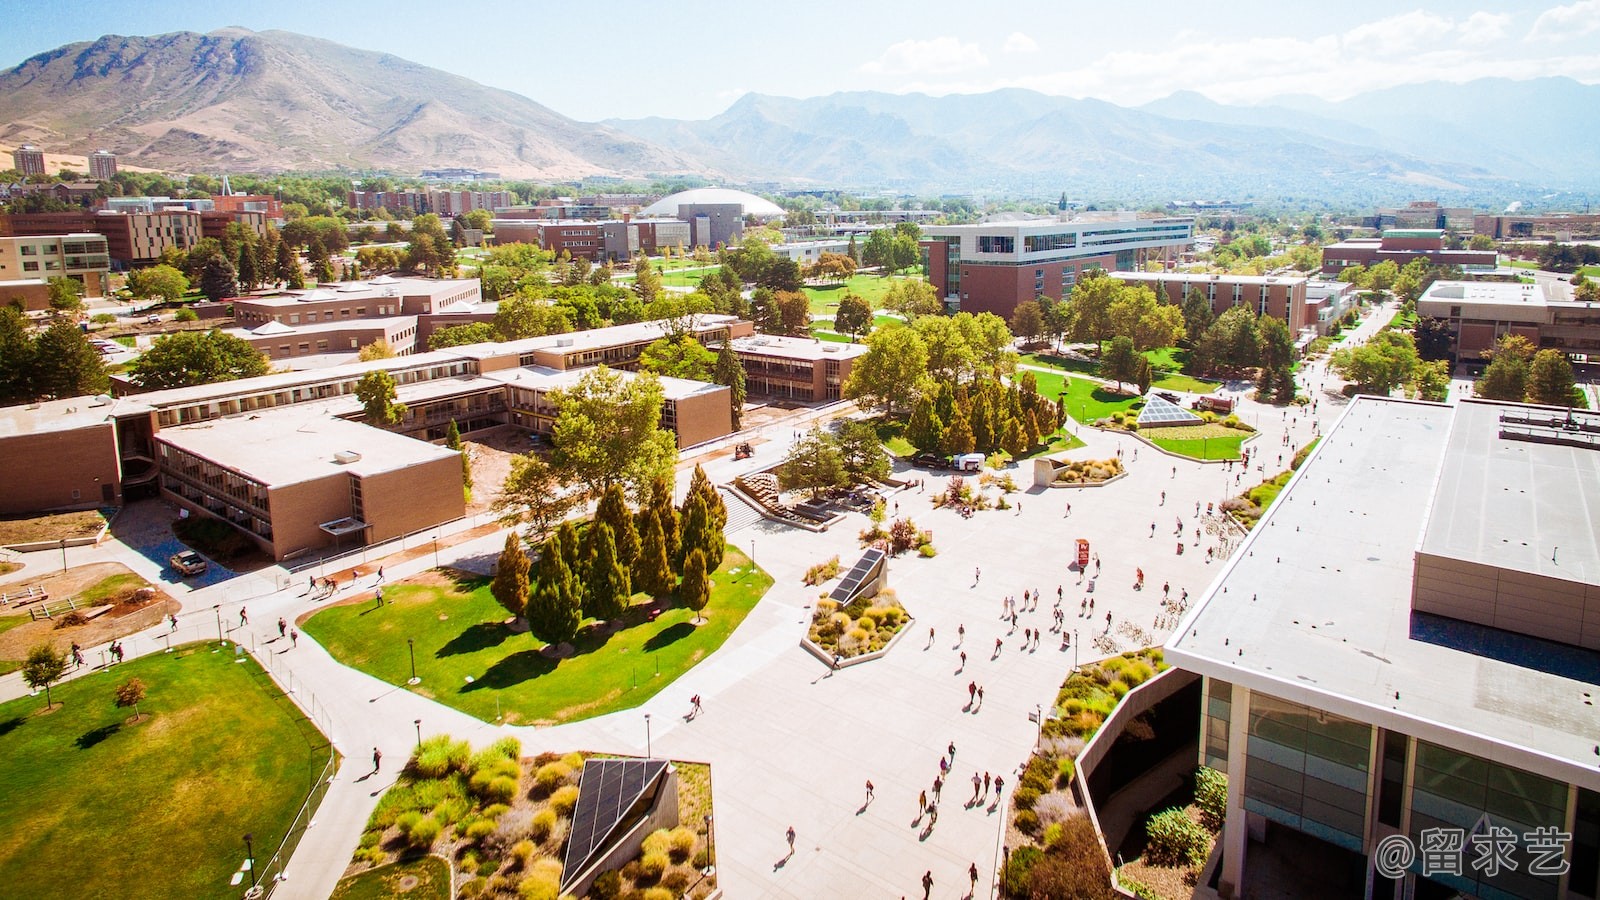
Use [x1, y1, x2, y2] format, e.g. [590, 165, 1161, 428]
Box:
[1366, 260, 1400, 293]
[496, 452, 576, 539]
[687, 463, 727, 538]
[115, 676, 147, 721]
[1476, 334, 1535, 402]
[235, 240, 260, 291]
[274, 240, 304, 289]
[1413, 317, 1453, 361]
[1331, 330, 1420, 396]
[713, 342, 747, 430]
[843, 323, 927, 415]
[1469, 234, 1496, 251]
[1180, 289, 1214, 345]
[526, 539, 581, 649]
[1065, 270, 1118, 349]
[679, 548, 711, 623]
[31, 320, 108, 399]
[644, 475, 680, 574]
[1412, 359, 1451, 402]
[1011, 300, 1045, 347]
[358, 339, 397, 361]
[759, 258, 804, 293]
[861, 229, 896, 271]
[582, 523, 631, 621]
[429, 322, 496, 349]
[882, 280, 942, 319]
[595, 483, 640, 571]
[835, 419, 890, 484]
[1109, 286, 1184, 351]
[355, 370, 407, 426]
[490, 533, 531, 626]
[198, 255, 239, 303]
[774, 290, 811, 335]
[677, 492, 713, 570]
[494, 295, 573, 340]
[549, 366, 678, 503]
[905, 391, 945, 451]
[47, 276, 84, 315]
[633, 256, 663, 304]
[0, 307, 35, 404]
[1527, 349, 1578, 406]
[127, 264, 189, 302]
[639, 334, 716, 381]
[1256, 317, 1297, 403]
[445, 420, 472, 495]
[1101, 336, 1142, 391]
[22, 643, 66, 710]
[129, 330, 271, 389]
[833, 293, 872, 341]
[780, 428, 847, 498]
[633, 506, 676, 597]
[945, 405, 975, 453]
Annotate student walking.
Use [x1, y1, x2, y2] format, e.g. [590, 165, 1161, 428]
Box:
[277, 617, 286, 638]
[933, 776, 943, 801]
[290, 629, 299, 648]
[865, 780, 874, 802]
[918, 790, 928, 812]
[786, 825, 796, 852]
[922, 870, 934, 899]
[169, 614, 178, 633]
[372, 747, 382, 771]
[977, 685, 985, 705]
[239, 607, 248, 626]
[983, 772, 992, 797]
[970, 863, 980, 890]
[968, 681, 977, 702]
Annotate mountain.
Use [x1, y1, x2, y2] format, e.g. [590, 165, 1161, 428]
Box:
[607, 89, 1504, 196]
[0, 28, 706, 178]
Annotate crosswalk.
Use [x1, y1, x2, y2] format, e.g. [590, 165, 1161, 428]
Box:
[720, 488, 764, 533]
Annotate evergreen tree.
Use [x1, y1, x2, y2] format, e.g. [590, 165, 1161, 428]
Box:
[595, 484, 640, 570]
[274, 240, 304, 289]
[969, 387, 995, 452]
[687, 465, 726, 536]
[32, 320, 108, 399]
[0, 307, 35, 404]
[677, 493, 711, 571]
[528, 532, 580, 646]
[445, 420, 472, 492]
[905, 393, 945, 452]
[1002, 415, 1028, 456]
[713, 342, 747, 429]
[490, 533, 531, 626]
[582, 523, 631, 621]
[199, 255, 239, 303]
[679, 548, 711, 622]
[646, 475, 680, 571]
[557, 520, 585, 585]
[236, 241, 259, 291]
[633, 508, 676, 596]
[946, 405, 976, 454]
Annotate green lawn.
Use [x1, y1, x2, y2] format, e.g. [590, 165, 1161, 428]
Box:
[77, 573, 146, 604]
[810, 327, 852, 343]
[1028, 371, 1143, 423]
[304, 546, 772, 726]
[1019, 353, 1100, 376]
[1152, 372, 1220, 393]
[1011, 429, 1087, 460]
[874, 419, 916, 457]
[1142, 346, 1190, 371]
[331, 856, 451, 900]
[1145, 424, 1246, 460]
[802, 274, 925, 314]
[0, 644, 331, 900]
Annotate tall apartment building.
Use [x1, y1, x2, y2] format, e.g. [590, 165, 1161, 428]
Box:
[10, 144, 45, 177]
[0, 233, 110, 305]
[1112, 271, 1310, 332]
[921, 216, 1195, 318]
[87, 150, 117, 181]
[1168, 397, 1600, 900]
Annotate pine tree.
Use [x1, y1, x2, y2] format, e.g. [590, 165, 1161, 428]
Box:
[582, 523, 631, 621]
[595, 484, 639, 570]
[236, 242, 259, 291]
[677, 493, 711, 571]
[713, 342, 747, 429]
[275, 240, 304, 289]
[679, 548, 711, 622]
[557, 520, 586, 596]
[946, 405, 975, 454]
[906, 393, 945, 452]
[687, 465, 726, 535]
[969, 387, 995, 452]
[490, 533, 530, 626]
[528, 533, 580, 646]
[445, 420, 472, 492]
[633, 509, 676, 597]
[1002, 415, 1028, 456]
[646, 476, 680, 572]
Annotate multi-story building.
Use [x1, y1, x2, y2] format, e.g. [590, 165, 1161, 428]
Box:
[87, 150, 117, 181]
[1369, 201, 1474, 232]
[1167, 397, 1600, 900]
[156, 409, 465, 561]
[1476, 214, 1600, 242]
[11, 144, 45, 177]
[0, 210, 203, 267]
[227, 277, 481, 360]
[921, 215, 1195, 319]
[491, 220, 606, 259]
[1414, 279, 1600, 361]
[1111, 271, 1309, 332]
[1321, 229, 1497, 275]
[0, 232, 110, 303]
[486, 366, 732, 449]
[211, 193, 283, 223]
[0, 395, 152, 514]
[1305, 279, 1359, 335]
[0, 181, 100, 207]
[723, 334, 866, 402]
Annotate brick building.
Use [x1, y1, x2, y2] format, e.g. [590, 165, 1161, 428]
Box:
[0, 232, 110, 303]
[10, 145, 44, 177]
[87, 150, 117, 181]
[723, 334, 866, 402]
[1112, 271, 1310, 332]
[1414, 279, 1600, 361]
[1320, 229, 1496, 276]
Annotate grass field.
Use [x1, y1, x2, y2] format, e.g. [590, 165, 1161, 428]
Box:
[1152, 372, 1221, 393]
[304, 547, 772, 726]
[331, 856, 451, 900]
[1027, 371, 1144, 423]
[0, 644, 330, 900]
[802, 274, 924, 314]
[1145, 424, 1246, 460]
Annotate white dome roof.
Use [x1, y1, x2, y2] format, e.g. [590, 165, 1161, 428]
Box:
[640, 188, 784, 219]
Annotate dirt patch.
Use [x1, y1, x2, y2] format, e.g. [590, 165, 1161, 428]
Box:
[0, 562, 178, 660]
[0, 510, 106, 545]
[462, 426, 530, 517]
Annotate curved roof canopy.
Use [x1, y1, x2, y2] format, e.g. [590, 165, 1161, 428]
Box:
[640, 188, 784, 218]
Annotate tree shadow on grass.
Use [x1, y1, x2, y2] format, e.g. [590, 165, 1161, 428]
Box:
[462, 649, 556, 691]
[643, 622, 695, 653]
[436, 622, 512, 658]
[0, 715, 25, 738]
[75, 722, 120, 749]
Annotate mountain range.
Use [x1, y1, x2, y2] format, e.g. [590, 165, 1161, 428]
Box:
[1, 28, 1596, 199]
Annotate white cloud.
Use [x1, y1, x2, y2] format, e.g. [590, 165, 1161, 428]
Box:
[1003, 32, 1039, 54]
[1528, 0, 1600, 39]
[1459, 11, 1511, 45]
[859, 37, 989, 76]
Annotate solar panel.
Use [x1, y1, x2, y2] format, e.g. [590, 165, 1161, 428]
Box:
[1136, 394, 1203, 427]
[562, 758, 670, 886]
[829, 548, 885, 605]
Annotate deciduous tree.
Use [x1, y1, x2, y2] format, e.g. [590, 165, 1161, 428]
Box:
[127, 264, 190, 303]
[549, 366, 678, 503]
[1101, 336, 1142, 392]
[833, 293, 872, 341]
[23, 643, 66, 709]
[1527, 349, 1578, 406]
[115, 676, 147, 720]
[130, 330, 270, 389]
[355, 370, 407, 426]
[496, 452, 576, 540]
[639, 334, 716, 381]
[780, 428, 847, 498]
[1010, 300, 1044, 347]
[843, 323, 927, 415]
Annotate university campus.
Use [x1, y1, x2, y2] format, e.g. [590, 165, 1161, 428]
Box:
[1, 5, 1600, 900]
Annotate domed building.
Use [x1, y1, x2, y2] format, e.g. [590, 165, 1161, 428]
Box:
[639, 187, 784, 250]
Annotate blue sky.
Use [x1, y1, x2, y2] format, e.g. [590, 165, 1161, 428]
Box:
[3, 0, 1597, 121]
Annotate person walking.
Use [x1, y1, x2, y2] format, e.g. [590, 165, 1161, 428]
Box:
[993, 637, 1002, 656]
[239, 607, 248, 626]
[968, 681, 977, 702]
[974, 566, 981, 584]
[983, 771, 991, 797]
[918, 790, 927, 813]
[372, 747, 382, 772]
[375, 586, 384, 606]
[994, 775, 1004, 798]
[970, 862, 980, 891]
[289, 628, 298, 648]
[971, 772, 982, 801]
[957, 623, 964, 645]
[169, 613, 178, 633]
[933, 776, 943, 801]
[976, 685, 985, 705]
[958, 650, 966, 668]
[922, 870, 934, 899]
[277, 617, 286, 638]
[947, 741, 956, 762]
[928, 802, 939, 825]
[786, 825, 796, 853]
[377, 566, 384, 582]
[691, 694, 703, 716]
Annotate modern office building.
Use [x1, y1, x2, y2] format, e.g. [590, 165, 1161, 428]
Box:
[1476, 214, 1600, 242]
[87, 150, 117, 181]
[0, 210, 208, 266]
[1167, 397, 1600, 900]
[640, 188, 785, 249]
[1321, 229, 1497, 275]
[1111, 271, 1309, 332]
[0, 233, 110, 302]
[1414, 279, 1600, 361]
[1369, 201, 1474, 232]
[921, 215, 1195, 318]
[723, 334, 866, 402]
[10, 144, 45, 177]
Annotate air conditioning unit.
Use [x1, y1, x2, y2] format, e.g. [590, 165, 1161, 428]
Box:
[333, 451, 362, 465]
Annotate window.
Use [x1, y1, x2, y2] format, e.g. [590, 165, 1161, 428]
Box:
[977, 235, 1015, 254]
[22, 261, 38, 272]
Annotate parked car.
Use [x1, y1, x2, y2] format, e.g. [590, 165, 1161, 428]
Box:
[733, 442, 753, 460]
[169, 550, 208, 576]
[1156, 391, 1182, 403]
[1193, 395, 1236, 414]
[145, 314, 162, 324]
[910, 452, 948, 470]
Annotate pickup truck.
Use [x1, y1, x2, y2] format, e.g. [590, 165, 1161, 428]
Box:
[910, 452, 949, 470]
[169, 550, 208, 576]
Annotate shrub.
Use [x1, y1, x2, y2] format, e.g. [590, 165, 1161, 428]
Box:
[1001, 845, 1043, 897]
[641, 889, 674, 900]
[511, 839, 536, 866]
[1014, 786, 1041, 812]
[408, 815, 442, 850]
[464, 819, 497, 842]
[358, 829, 382, 849]
[516, 871, 559, 900]
[637, 851, 670, 882]
[358, 846, 388, 867]
[1057, 757, 1076, 786]
[91, 313, 116, 324]
[1108, 680, 1130, 699]
[395, 810, 423, 835]
[482, 803, 510, 820]
[549, 785, 580, 816]
[919, 544, 937, 557]
[642, 828, 672, 857]
[662, 868, 691, 892]
[560, 751, 584, 771]
[53, 611, 89, 629]
[1195, 766, 1228, 831]
[174, 307, 199, 322]
[1145, 807, 1209, 867]
[479, 775, 518, 804]
[668, 826, 697, 861]
[1014, 808, 1040, 835]
[692, 848, 711, 869]
[459, 876, 487, 898]
[532, 762, 571, 796]
[1034, 791, 1078, 829]
[530, 808, 557, 842]
[590, 871, 622, 900]
[492, 735, 523, 760]
[432, 797, 469, 828]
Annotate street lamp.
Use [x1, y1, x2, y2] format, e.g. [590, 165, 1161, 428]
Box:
[407, 638, 420, 685]
[1035, 703, 1043, 749]
[59, 538, 67, 573]
[1072, 629, 1079, 671]
[243, 833, 258, 888]
[413, 718, 422, 750]
[703, 814, 715, 876]
[644, 713, 652, 759]
[214, 604, 222, 642]
[432, 534, 440, 569]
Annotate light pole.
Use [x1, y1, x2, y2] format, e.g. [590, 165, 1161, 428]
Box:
[243, 833, 257, 888]
[644, 713, 652, 759]
[59, 538, 67, 573]
[432, 534, 440, 569]
[413, 718, 422, 750]
[1072, 629, 1079, 671]
[214, 604, 222, 641]
[703, 814, 715, 876]
[407, 638, 420, 685]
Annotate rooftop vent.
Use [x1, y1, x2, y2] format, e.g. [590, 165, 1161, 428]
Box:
[555, 337, 574, 347]
[333, 450, 362, 465]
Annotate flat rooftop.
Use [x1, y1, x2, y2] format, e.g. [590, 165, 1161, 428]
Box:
[444, 315, 742, 361]
[133, 350, 473, 408]
[729, 333, 868, 361]
[1166, 397, 1600, 784]
[236, 277, 476, 307]
[1419, 280, 1547, 307]
[1112, 270, 1307, 286]
[0, 395, 152, 437]
[155, 409, 458, 488]
[482, 366, 723, 401]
